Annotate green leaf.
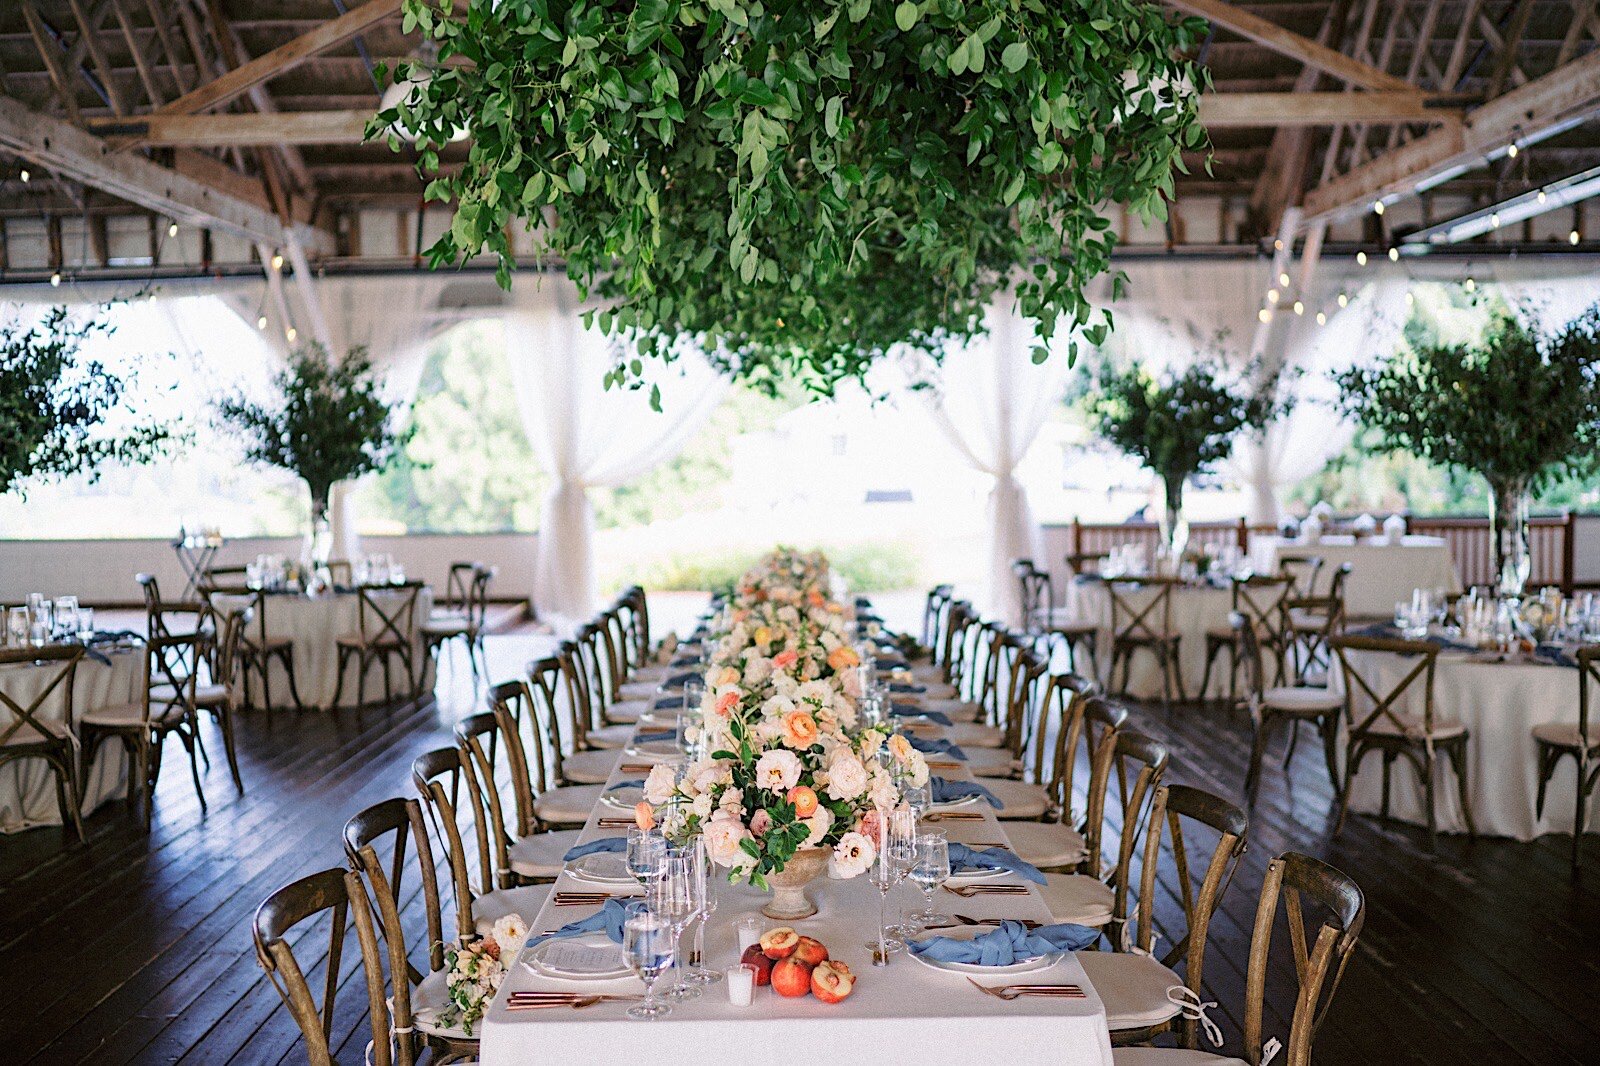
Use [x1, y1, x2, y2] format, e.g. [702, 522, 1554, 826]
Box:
[567, 161, 587, 195]
[1002, 42, 1029, 72]
[895, 1, 919, 32]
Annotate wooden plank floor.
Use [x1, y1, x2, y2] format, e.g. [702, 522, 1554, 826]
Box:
[3, 628, 1597, 1063]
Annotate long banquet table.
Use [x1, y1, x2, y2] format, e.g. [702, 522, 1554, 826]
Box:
[481, 706, 1116, 1064]
[0, 644, 136, 833]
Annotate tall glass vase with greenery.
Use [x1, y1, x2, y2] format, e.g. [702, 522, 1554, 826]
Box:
[2, 306, 174, 497]
[216, 345, 412, 585]
[1335, 308, 1600, 598]
[1082, 357, 1289, 561]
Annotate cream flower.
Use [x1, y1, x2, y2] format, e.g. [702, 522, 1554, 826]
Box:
[643, 763, 677, 805]
[703, 811, 752, 868]
[887, 733, 913, 762]
[754, 749, 803, 792]
[831, 830, 876, 879]
[823, 751, 869, 802]
[867, 766, 899, 810]
[718, 786, 744, 816]
[490, 914, 528, 958]
[801, 805, 835, 847]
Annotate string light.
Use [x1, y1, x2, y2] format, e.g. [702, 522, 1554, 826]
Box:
[1316, 311, 1327, 326]
[167, 221, 179, 237]
[1273, 239, 1284, 251]
[1278, 271, 1290, 287]
[1292, 300, 1305, 315]
[1405, 290, 1416, 307]
[1356, 251, 1368, 266]
[1465, 277, 1476, 292]
[1572, 229, 1582, 245]
[50, 272, 60, 287]
[1266, 288, 1280, 304]
[1538, 190, 1548, 205]
[271, 252, 284, 271]
[1388, 247, 1400, 261]
[286, 327, 298, 342]
[1258, 308, 1272, 323]
[19, 169, 29, 183]
[1372, 200, 1385, 216]
[1507, 142, 1519, 159]
[256, 315, 268, 330]
[1490, 212, 1501, 229]
[1337, 292, 1349, 308]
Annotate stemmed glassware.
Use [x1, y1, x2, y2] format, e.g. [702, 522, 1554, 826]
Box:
[870, 808, 917, 965]
[627, 828, 668, 888]
[650, 847, 701, 1001]
[622, 900, 674, 1021]
[909, 831, 952, 930]
[684, 838, 723, 984]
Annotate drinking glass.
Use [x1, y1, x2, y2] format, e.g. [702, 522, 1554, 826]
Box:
[36, 600, 54, 640]
[627, 828, 668, 888]
[902, 783, 931, 826]
[55, 597, 79, 641]
[622, 901, 674, 1021]
[8, 607, 28, 646]
[910, 831, 952, 929]
[650, 849, 701, 1001]
[77, 607, 95, 642]
[685, 840, 722, 985]
[870, 808, 916, 964]
[682, 676, 705, 718]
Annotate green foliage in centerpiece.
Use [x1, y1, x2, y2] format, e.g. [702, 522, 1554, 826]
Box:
[0, 306, 174, 497]
[214, 345, 414, 523]
[379, 0, 1210, 397]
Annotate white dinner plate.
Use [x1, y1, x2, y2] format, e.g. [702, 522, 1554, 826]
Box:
[564, 851, 636, 886]
[521, 932, 633, 980]
[601, 786, 645, 811]
[928, 793, 982, 813]
[945, 865, 1012, 884]
[623, 739, 679, 762]
[906, 926, 1062, 977]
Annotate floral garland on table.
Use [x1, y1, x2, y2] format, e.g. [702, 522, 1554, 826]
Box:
[640, 548, 927, 887]
[436, 914, 528, 1036]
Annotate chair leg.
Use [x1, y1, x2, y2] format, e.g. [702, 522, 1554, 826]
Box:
[1448, 742, 1474, 839]
[1333, 743, 1359, 836]
[135, 736, 153, 832]
[1573, 757, 1588, 871]
[331, 646, 350, 710]
[1282, 720, 1301, 769]
[1421, 751, 1438, 850]
[215, 707, 245, 794]
[1198, 642, 1221, 705]
[1319, 716, 1342, 794]
[279, 649, 307, 712]
[1244, 714, 1271, 805]
[51, 755, 77, 842]
[1379, 751, 1394, 821]
[179, 722, 208, 813]
[1535, 744, 1554, 819]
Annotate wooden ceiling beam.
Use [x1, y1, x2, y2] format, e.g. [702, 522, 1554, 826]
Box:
[1302, 48, 1600, 226]
[20, 4, 82, 121]
[65, 0, 127, 115]
[1202, 91, 1462, 126]
[157, 0, 401, 116]
[90, 108, 372, 145]
[1163, 0, 1417, 91]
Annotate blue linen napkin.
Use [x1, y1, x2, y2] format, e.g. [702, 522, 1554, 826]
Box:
[527, 898, 631, 947]
[890, 682, 927, 694]
[607, 780, 645, 791]
[909, 736, 967, 761]
[562, 836, 627, 861]
[656, 671, 699, 689]
[909, 920, 1098, 964]
[930, 777, 1004, 810]
[1350, 622, 1477, 652]
[653, 694, 688, 709]
[633, 729, 676, 743]
[947, 843, 1047, 885]
[892, 704, 952, 726]
[669, 656, 699, 667]
[1535, 643, 1579, 668]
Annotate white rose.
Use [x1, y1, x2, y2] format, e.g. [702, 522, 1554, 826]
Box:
[643, 763, 677, 805]
[868, 766, 898, 810]
[691, 793, 713, 820]
[743, 657, 772, 685]
[490, 914, 528, 958]
[718, 786, 744, 815]
[690, 758, 731, 795]
[831, 830, 876, 879]
[824, 752, 869, 802]
[703, 811, 752, 868]
[801, 806, 834, 847]
[754, 749, 803, 792]
[904, 751, 930, 787]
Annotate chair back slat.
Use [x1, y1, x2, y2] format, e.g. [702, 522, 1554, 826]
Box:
[1099, 730, 1169, 945]
[0, 645, 82, 746]
[1106, 577, 1180, 646]
[1329, 634, 1440, 739]
[411, 747, 486, 940]
[344, 796, 445, 979]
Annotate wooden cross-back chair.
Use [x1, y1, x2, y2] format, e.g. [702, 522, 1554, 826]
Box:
[1330, 633, 1473, 848]
[959, 635, 1041, 783]
[1008, 695, 1139, 875]
[0, 644, 86, 839]
[1103, 783, 1250, 1047]
[1046, 688, 1125, 838]
[922, 584, 954, 652]
[555, 636, 633, 751]
[941, 601, 981, 698]
[1534, 644, 1600, 870]
[411, 747, 493, 940]
[333, 582, 423, 708]
[421, 563, 493, 685]
[79, 634, 206, 831]
[207, 586, 305, 714]
[1234, 612, 1343, 804]
[1106, 575, 1187, 709]
[1200, 574, 1294, 705]
[613, 585, 651, 669]
[1276, 553, 1325, 598]
[1013, 559, 1098, 677]
[458, 708, 585, 883]
[979, 667, 1086, 822]
[1285, 563, 1351, 684]
[253, 867, 390, 1066]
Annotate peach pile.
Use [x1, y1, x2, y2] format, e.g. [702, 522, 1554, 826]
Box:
[738, 926, 856, 1003]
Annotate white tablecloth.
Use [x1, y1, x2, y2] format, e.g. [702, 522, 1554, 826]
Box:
[210, 588, 434, 710]
[0, 646, 137, 833]
[481, 720, 1115, 1065]
[1340, 650, 1598, 840]
[1065, 579, 1233, 701]
[1251, 535, 1460, 619]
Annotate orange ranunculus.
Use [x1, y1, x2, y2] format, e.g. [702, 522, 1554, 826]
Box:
[634, 801, 656, 830]
[827, 645, 861, 672]
[807, 588, 825, 607]
[780, 710, 820, 749]
[716, 666, 741, 687]
[772, 649, 799, 671]
[887, 733, 913, 761]
[714, 690, 741, 717]
[787, 785, 820, 818]
[753, 625, 773, 646]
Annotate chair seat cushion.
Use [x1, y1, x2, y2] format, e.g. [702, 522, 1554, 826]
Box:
[1038, 873, 1114, 927]
[507, 830, 585, 879]
[1365, 712, 1467, 740]
[151, 682, 228, 705]
[79, 701, 183, 727]
[473, 884, 553, 935]
[964, 747, 1023, 779]
[1532, 722, 1600, 749]
[618, 681, 661, 701]
[604, 700, 653, 724]
[533, 784, 607, 825]
[984, 779, 1051, 819]
[420, 617, 471, 636]
[1262, 686, 1341, 713]
[336, 635, 407, 650]
[583, 724, 634, 749]
[1077, 950, 1185, 1032]
[1004, 820, 1088, 869]
[1289, 608, 1327, 632]
[560, 749, 620, 784]
[631, 664, 670, 683]
[1113, 1049, 1247, 1066]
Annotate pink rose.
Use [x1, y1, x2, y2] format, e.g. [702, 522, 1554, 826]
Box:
[750, 809, 772, 837]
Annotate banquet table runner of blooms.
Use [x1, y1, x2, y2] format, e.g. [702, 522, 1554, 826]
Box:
[479, 550, 1114, 1065]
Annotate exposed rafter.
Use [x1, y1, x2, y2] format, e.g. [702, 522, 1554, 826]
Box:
[1164, 0, 1417, 91]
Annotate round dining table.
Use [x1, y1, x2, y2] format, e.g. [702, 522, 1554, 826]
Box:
[1251, 534, 1460, 619]
[0, 643, 138, 833]
[1064, 576, 1233, 701]
[1338, 646, 1599, 841]
[210, 586, 435, 711]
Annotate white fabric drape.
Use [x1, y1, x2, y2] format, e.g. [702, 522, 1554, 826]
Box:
[1484, 260, 1600, 335]
[504, 281, 729, 624]
[908, 297, 1076, 625]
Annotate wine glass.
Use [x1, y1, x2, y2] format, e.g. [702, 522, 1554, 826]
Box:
[684, 839, 722, 985]
[902, 782, 931, 826]
[627, 828, 667, 888]
[622, 901, 674, 1021]
[870, 808, 916, 964]
[76, 607, 95, 642]
[55, 596, 79, 640]
[650, 849, 701, 1001]
[909, 831, 952, 930]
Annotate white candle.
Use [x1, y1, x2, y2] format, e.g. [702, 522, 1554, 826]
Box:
[736, 916, 763, 952]
[727, 964, 754, 1006]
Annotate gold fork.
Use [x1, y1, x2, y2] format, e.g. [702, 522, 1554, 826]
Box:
[943, 884, 1028, 897]
[966, 978, 1086, 1000]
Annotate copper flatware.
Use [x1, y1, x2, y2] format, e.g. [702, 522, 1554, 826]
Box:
[943, 884, 1028, 897]
[952, 914, 1041, 929]
[967, 978, 1085, 1000]
[925, 812, 985, 822]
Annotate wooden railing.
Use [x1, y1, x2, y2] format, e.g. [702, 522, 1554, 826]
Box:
[1055, 512, 1578, 592]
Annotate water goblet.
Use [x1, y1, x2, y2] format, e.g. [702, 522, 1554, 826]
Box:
[651, 849, 701, 1001]
[622, 901, 674, 1021]
[76, 607, 95, 642]
[627, 828, 668, 888]
[8, 607, 29, 647]
[684, 839, 723, 985]
[903, 783, 931, 825]
[910, 831, 952, 929]
[870, 808, 916, 964]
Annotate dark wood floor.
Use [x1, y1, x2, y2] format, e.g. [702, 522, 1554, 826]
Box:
[2, 628, 1597, 1064]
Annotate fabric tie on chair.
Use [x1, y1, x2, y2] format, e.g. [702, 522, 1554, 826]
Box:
[562, 836, 627, 861]
[909, 736, 967, 760]
[930, 777, 1004, 809]
[527, 898, 631, 947]
[947, 843, 1045, 885]
[1166, 985, 1225, 1048]
[892, 704, 953, 726]
[909, 920, 1098, 964]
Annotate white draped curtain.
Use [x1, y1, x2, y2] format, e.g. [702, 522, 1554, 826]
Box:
[906, 296, 1077, 625]
[504, 281, 728, 624]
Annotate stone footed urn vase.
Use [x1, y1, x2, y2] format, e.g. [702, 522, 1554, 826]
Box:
[761, 847, 829, 920]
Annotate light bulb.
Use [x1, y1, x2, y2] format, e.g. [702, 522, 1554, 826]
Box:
[271, 253, 284, 271]
[1337, 292, 1349, 308]
[1490, 212, 1500, 229]
[1278, 272, 1290, 287]
[19, 169, 29, 183]
[1258, 308, 1272, 323]
[1356, 251, 1368, 266]
[256, 315, 268, 330]
[50, 272, 60, 286]
[1316, 312, 1327, 326]
[1267, 288, 1280, 304]
[1538, 190, 1547, 204]
[286, 327, 298, 342]
[167, 221, 178, 237]
[1465, 278, 1476, 292]
[1373, 200, 1385, 215]
[1507, 143, 1519, 158]
[148, 291, 157, 302]
[1388, 247, 1400, 261]
[1405, 290, 1416, 306]
[1293, 300, 1305, 315]
[1273, 239, 1283, 251]
[1571, 229, 1582, 245]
